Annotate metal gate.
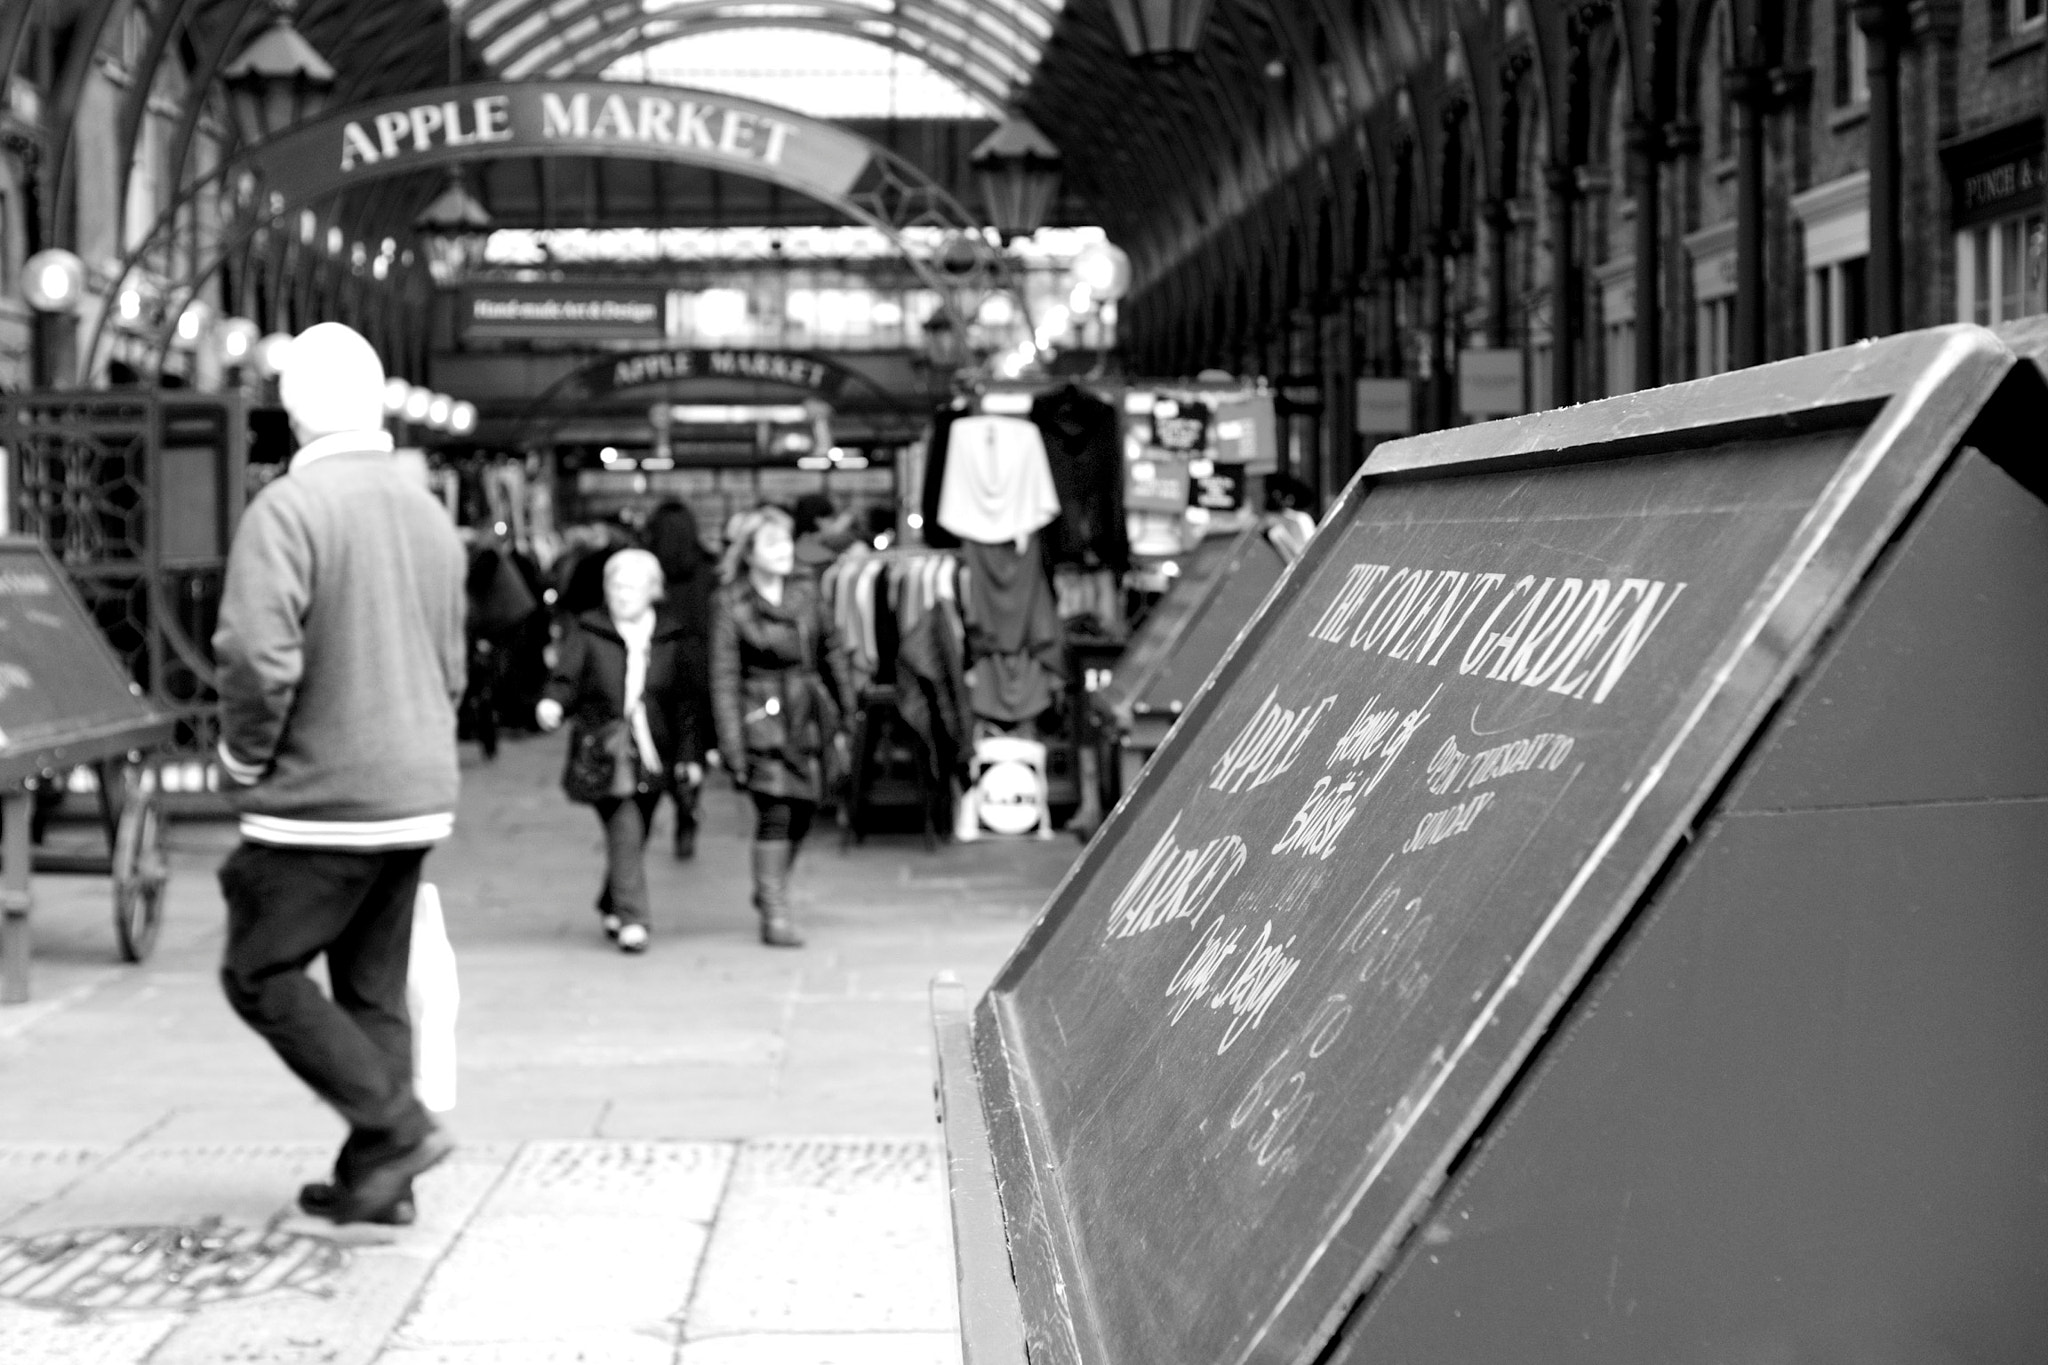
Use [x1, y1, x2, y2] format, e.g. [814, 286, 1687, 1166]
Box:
[0, 393, 247, 802]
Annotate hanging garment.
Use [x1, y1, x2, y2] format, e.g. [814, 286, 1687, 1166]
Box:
[959, 535, 1064, 724]
[936, 415, 1061, 547]
[919, 401, 968, 549]
[1031, 384, 1129, 573]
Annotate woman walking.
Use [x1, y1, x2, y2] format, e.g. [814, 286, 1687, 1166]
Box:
[711, 507, 841, 948]
[537, 549, 701, 953]
[643, 500, 714, 858]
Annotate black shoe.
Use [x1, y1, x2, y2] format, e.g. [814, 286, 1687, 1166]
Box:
[344, 1127, 455, 1219]
[297, 1179, 415, 1226]
[672, 825, 696, 860]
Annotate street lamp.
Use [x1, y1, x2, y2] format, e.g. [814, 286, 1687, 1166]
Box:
[1104, 0, 1216, 65]
[923, 311, 967, 373]
[22, 249, 87, 313]
[970, 117, 1063, 241]
[414, 172, 494, 286]
[221, 0, 336, 147]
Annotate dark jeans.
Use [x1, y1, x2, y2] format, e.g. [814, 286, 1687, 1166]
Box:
[595, 790, 664, 927]
[218, 843, 432, 1181]
[752, 794, 815, 847]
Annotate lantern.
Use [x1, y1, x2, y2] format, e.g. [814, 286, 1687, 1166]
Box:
[414, 172, 494, 286]
[1105, 0, 1216, 65]
[969, 118, 1063, 241]
[221, 0, 336, 146]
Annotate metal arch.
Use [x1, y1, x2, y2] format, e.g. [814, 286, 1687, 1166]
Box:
[480, 0, 1033, 98]
[553, 13, 1025, 105]
[83, 80, 1002, 378]
[560, 15, 1013, 112]
[468, 0, 1048, 83]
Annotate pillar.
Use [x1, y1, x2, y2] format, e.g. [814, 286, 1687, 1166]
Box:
[1856, 0, 1903, 336]
[1629, 116, 1663, 388]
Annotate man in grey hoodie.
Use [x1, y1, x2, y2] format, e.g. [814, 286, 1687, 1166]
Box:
[213, 323, 466, 1225]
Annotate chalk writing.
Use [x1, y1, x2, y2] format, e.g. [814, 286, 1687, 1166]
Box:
[1402, 791, 1496, 853]
[1228, 993, 1352, 1178]
[1207, 688, 1337, 793]
[1308, 562, 1687, 704]
[1341, 887, 1432, 1007]
[1211, 921, 1302, 1053]
[1105, 813, 1247, 940]
[1272, 689, 1436, 860]
[1161, 916, 1301, 1055]
[1424, 732, 1575, 797]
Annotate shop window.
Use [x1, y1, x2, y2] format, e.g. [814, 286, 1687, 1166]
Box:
[1994, 0, 2048, 41]
[1808, 256, 1869, 350]
[1833, 0, 1869, 107]
[1957, 213, 2047, 324]
[1695, 296, 1733, 376]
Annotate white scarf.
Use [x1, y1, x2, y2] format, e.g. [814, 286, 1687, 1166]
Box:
[614, 612, 661, 773]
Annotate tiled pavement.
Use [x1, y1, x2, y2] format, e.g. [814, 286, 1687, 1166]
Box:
[0, 732, 1078, 1363]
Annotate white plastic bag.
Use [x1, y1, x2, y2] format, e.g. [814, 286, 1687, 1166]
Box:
[407, 881, 460, 1114]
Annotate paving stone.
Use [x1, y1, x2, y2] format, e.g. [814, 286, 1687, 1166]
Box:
[674, 1330, 962, 1365]
[382, 1142, 732, 1357]
[0, 1145, 111, 1224]
[683, 1138, 953, 1339]
[143, 1147, 511, 1365]
[0, 1302, 182, 1365]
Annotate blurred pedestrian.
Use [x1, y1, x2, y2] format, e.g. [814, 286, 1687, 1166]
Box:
[643, 500, 714, 858]
[213, 322, 465, 1227]
[792, 492, 859, 578]
[712, 507, 842, 947]
[536, 549, 700, 954]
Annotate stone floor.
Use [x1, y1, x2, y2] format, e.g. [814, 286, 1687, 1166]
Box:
[0, 732, 1078, 1363]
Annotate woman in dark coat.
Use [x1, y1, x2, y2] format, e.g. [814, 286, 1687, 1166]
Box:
[711, 506, 841, 947]
[537, 549, 700, 954]
[643, 500, 714, 858]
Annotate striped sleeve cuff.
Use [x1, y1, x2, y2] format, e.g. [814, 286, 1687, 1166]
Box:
[238, 812, 456, 849]
[216, 740, 266, 786]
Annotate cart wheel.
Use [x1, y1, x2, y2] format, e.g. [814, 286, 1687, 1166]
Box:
[112, 788, 168, 963]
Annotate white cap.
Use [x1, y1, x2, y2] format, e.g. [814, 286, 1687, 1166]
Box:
[279, 322, 385, 439]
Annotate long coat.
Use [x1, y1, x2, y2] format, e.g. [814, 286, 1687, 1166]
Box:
[710, 576, 841, 802]
[544, 610, 701, 787]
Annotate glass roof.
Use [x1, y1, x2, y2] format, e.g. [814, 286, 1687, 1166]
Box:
[463, 0, 1063, 113]
[605, 28, 994, 118]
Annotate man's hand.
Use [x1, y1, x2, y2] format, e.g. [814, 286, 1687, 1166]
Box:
[535, 698, 564, 731]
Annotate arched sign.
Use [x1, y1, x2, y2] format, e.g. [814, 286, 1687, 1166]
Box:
[89, 80, 998, 379]
[517, 345, 911, 439]
[245, 81, 879, 210]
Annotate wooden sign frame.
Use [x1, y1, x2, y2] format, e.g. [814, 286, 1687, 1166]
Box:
[939, 325, 2040, 1365]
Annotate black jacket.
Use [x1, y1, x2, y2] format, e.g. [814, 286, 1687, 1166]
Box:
[544, 609, 701, 780]
[711, 576, 842, 802]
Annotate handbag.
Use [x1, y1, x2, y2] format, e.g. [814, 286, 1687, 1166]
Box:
[562, 717, 638, 804]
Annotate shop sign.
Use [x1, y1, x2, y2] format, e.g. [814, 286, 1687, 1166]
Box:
[461, 285, 666, 341]
[1276, 375, 1324, 415]
[1212, 395, 1279, 475]
[245, 80, 874, 212]
[1127, 453, 1192, 513]
[1943, 117, 2046, 229]
[1189, 462, 1246, 512]
[1152, 399, 1210, 452]
[1355, 377, 1415, 435]
[1458, 348, 1526, 419]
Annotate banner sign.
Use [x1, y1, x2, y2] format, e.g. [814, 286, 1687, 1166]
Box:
[1356, 377, 1415, 435]
[245, 80, 875, 214]
[461, 285, 666, 341]
[1458, 348, 1527, 419]
[579, 348, 852, 400]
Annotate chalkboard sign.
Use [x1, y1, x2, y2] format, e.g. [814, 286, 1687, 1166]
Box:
[960, 326, 2030, 1365]
[1092, 530, 1241, 735]
[0, 538, 175, 788]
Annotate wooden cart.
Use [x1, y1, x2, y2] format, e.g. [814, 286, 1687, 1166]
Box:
[0, 537, 178, 1003]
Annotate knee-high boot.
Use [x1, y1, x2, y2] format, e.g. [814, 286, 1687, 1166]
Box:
[751, 840, 803, 947]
